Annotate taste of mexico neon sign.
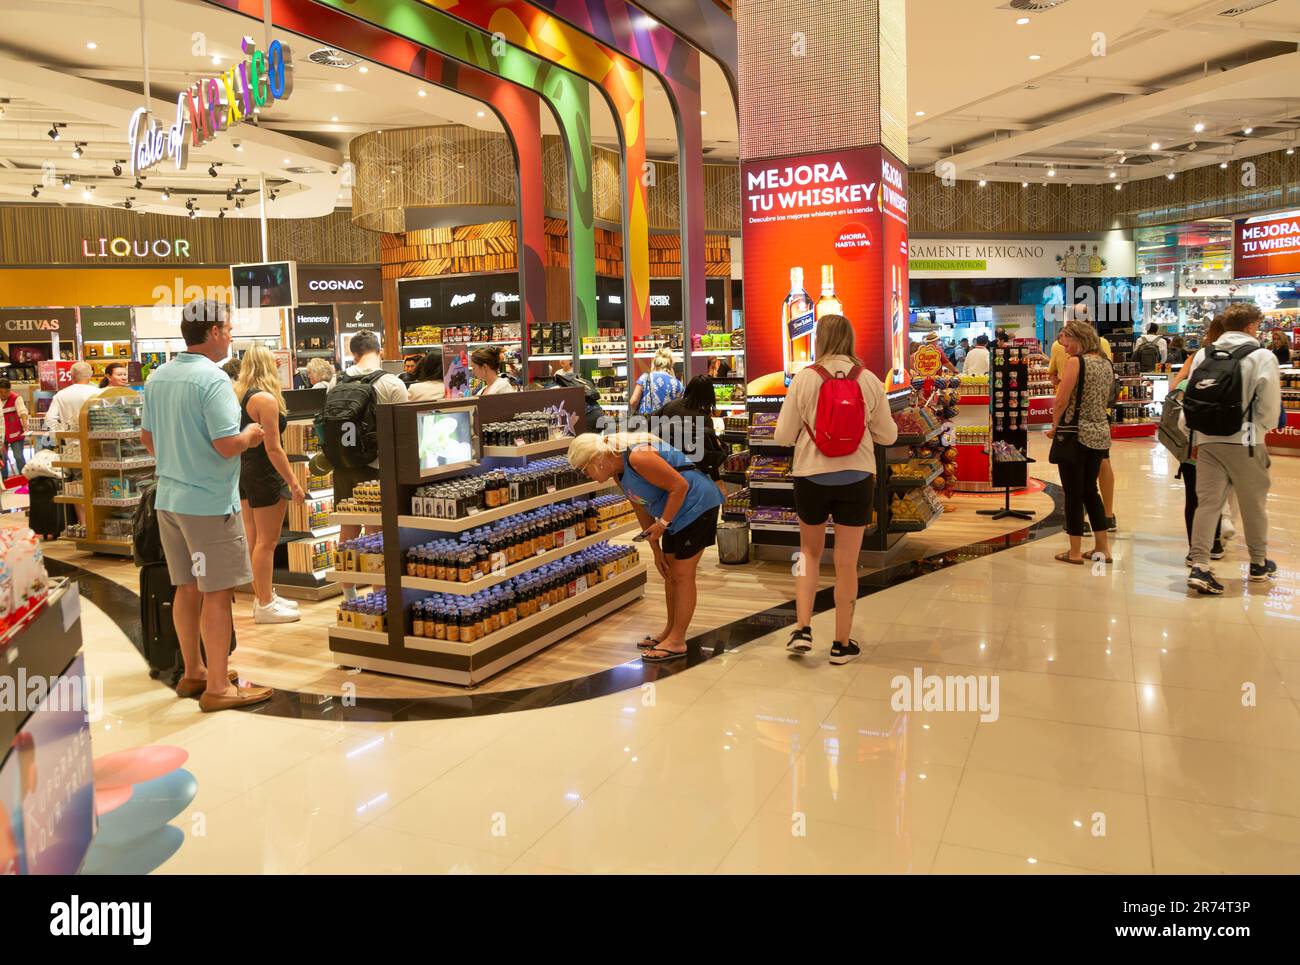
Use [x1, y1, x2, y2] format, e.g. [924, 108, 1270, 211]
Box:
[127, 36, 294, 177]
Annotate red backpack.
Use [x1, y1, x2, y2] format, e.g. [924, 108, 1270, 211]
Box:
[803, 364, 867, 457]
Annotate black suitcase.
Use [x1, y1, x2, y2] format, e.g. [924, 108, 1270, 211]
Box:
[27, 477, 63, 541]
[137, 561, 237, 679]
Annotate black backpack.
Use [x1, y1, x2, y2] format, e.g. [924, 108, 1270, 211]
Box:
[1133, 339, 1161, 372]
[132, 482, 164, 566]
[321, 370, 386, 470]
[1183, 343, 1257, 439]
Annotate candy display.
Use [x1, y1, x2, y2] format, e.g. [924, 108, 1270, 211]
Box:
[724, 414, 749, 434]
[955, 425, 990, 445]
[959, 375, 989, 397]
[407, 544, 641, 643]
[723, 487, 750, 518]
[336, 590, 389, 632]
[692, 330, 744, 352]
[990, 440, 1029, 462]
[0, 528, 51, 636]
[890, 487, 943, 523]
[530, 322, 574, 355]
[747, 412, 779, 442]
[409, 457, 585, 519]
[335, 533, 386, 573]
[87, 398, 142, 432]
[746, 454, 791, 481]
[893, 407, 941, 439]
[581, 337, 628, 356]
[336, 480, 382, 514]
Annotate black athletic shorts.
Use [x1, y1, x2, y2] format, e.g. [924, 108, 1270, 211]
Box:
[661, 506, 719, 559]
[239, 476, 290, 509]
[793, 475, 874, 527]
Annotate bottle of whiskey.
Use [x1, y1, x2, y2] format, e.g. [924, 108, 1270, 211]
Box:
[782, 267, 815, 386]
[816, 265, 843, 319]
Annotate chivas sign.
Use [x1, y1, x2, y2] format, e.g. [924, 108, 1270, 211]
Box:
[0, 308, 75, 336]
[128, 36, 294, 177]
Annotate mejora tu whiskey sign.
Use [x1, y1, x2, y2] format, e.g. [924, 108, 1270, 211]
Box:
[128, 36, 294, 177]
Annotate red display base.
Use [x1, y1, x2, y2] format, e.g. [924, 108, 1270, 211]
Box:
[958, 395, 990, 406]
[1111, 422, 1158, 439]
[1266, 411, 1300, 456]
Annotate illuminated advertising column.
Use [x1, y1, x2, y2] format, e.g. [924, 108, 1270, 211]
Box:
[742, 147, 909, 395]
[738, 0, 909, 398]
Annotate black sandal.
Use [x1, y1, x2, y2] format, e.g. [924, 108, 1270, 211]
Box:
[638, 635, 661, 650]
[642, 646, 687, 663]
[786, 626, 813, 655]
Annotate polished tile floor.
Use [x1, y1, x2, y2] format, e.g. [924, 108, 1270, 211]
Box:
[78, 435, 1300, 873]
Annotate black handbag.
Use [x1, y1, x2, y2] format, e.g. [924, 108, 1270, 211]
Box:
[1048, 356, 1087, 465]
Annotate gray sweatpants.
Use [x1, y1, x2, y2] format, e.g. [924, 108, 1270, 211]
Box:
[1190, 443, 1271, 567]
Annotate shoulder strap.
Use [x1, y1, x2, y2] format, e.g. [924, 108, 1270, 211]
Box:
[808, 364, 831, 383]
[1063, 355, 1086, 428]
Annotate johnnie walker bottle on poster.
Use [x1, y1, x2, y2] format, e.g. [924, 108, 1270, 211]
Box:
[782, 267, 815, 386]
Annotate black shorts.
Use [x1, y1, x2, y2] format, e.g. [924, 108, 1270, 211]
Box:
[793, 475, 874, 527]
[239, 476, 290, 509]
[661, 506, 719, 559]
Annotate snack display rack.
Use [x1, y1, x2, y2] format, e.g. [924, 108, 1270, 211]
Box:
[324, 387, 646, 685]
[57, 387, 156, 556]
[276, 389, 341, 601]
[980, 343, 1035, 521]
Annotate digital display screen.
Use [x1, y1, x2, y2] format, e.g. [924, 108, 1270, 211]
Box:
[932, 307, 955, 325]
[231, 262, 296, 309]
[417, 407, 477, 476]
[976, 306, 994, 323]
[954, 306, 976, 323]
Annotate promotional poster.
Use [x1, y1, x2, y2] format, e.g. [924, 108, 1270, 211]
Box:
[1234, 209, 1300, 280]
[740, 146, 909, 396]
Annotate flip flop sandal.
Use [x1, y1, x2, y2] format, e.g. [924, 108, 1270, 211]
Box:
[642, 647, 687, 663]
[1088, 552, 1115, 563]
[1054, 551, 1085, 565]
[638, 635, 661, 650]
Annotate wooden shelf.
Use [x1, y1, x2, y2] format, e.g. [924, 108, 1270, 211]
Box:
[400, 520, 638, 595]
[480, 436, 573, 458]
[87, 429, 142, 440]
[402, 561, 648, 657]
[88, 457, 155, 471]
[328, 625, 389, 646]
[325, 569, 387, 586]
[397, 480, 611, 533]
[92, 495, 142, 508]
[329, 512, 382, 526]
[52, 461, 83, 469]
[74, 538, 132, 556]
[53, 495, 85, 505]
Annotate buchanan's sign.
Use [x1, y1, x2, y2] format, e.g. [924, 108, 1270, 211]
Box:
[128, 36, 294, 177]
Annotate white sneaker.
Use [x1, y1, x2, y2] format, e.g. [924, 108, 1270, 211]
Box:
[254, 599, 301, 624]
[1220, 516, 1236, 541]
[271, 591, 300, 611]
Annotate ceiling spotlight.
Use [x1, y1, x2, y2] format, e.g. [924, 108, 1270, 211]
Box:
[1243, 125, 1254, 135]
[208, 163, 219, 177]
[184, 198, 193, 210]
[160, 187, 170, 200]
[218, 208, 226, 219]
[1193, 120, 1206, 133]
[417, 89, 426, 97]
[1028, 54, 1041, 61]
[1109, 170, 1117, 178]
[1188, 142, 1198, 151]
[123, 198, 132, 210]
[30, 186, 39, 198]
[1047, 167, 1056, 177]
[475, 110, 485, 118]
[1166, 171, 1176, 180]
[233, 141, 243, 152]
[1150, 140, 1161, 151]
[211, 54, 221, 66]
[1021, 181, 1028, 188]
[269, 190, 278, 202]
[225, 190, 233, 201]
[1114, 183, 1122, 191]
[112, 161, 122, 177]
[915, 111, 926, 117]
[189, 208, 197, 219]
[61, 176, 71, 189]
[1288, 147, 1296, 156]
[71, 142, 85, 159]
[134, 177, 143, 189]
[330, 115, 339, 122]
[235, 199, 243, 210]
[282, 158, 290, 165]
[48, 124, 61, 141]
[80, 186, 92, 200]
[1118, 154, 1127, 164]
[358, 65, 368, 74]
[978, 179, 987, 187]
[0, 103, 5, 118]
[1219, 160, 1229, 169]
[1016, 16, 1030, 25]
[85, 41, 97, 50]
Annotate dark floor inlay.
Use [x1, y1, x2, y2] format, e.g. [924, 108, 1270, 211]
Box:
[52, 482, 1064, 721]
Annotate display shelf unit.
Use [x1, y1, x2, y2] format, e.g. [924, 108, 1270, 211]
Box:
[889, 503, 943, 532]
[330, 511, 383, 527]
[325, 569, 387, 586]
[888, 463, 944, 490]
[69, 387, 154, 556]
[481, 437, 572, 458]
[327, 386, 645, 685]
[274, 391, 344, 602]
[690, 349, 744, 357]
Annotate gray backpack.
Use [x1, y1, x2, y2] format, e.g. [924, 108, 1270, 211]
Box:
[1158, 388, 1191, 464]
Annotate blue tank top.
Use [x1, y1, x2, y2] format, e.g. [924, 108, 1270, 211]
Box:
[620, 443, 723, 532]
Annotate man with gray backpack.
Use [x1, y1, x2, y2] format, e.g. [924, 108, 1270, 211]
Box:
[1181, 304, 1282, 594]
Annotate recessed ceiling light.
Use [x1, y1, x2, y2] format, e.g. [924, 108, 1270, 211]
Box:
[211, 54, 221, 65]
[417, 89, 426, 97]
[283, 158, 291, 165]
[85, 41, 97, 50]
[476, 110, 485, 118]
[699, 109, 708, 116]
[1243, 126, 1254, 135]
[330, 115, 339, 122]
[1166, 172, 1176, 180]
[978, 180, 987, 187]
[1021, 181, 1028, 188]
[914, 111, 925, 117]
[1150, 141, 1161, 150]
[1028, 54, 1041, 61]
[1016, 17, 1030, 25]
[1193, 120, 1205, 133]
[358, 65, 368, 73]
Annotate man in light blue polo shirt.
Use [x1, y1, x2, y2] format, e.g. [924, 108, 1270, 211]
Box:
[141, 300, 272, 712]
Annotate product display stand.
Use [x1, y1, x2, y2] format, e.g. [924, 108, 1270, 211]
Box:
[326, 387, 646, 685]
[981, 343, 1035, 521]
[275, 389, 341, 602]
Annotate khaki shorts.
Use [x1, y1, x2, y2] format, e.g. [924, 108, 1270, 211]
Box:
[157, 510, 253, 593]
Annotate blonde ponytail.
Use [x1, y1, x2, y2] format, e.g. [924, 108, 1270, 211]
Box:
[567, 431, 665, 470]
[652, 347, 675, 372]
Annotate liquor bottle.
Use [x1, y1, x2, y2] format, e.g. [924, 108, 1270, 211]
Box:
[890, 265, 906, 383]
[1089, 244, 1103, 274]
[781, 267, 816, 386]
[816, 265, 843, 319]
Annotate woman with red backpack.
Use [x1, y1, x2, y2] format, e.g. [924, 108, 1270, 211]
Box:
[774, 315, 899, 665]
[0, 378, 28, 480]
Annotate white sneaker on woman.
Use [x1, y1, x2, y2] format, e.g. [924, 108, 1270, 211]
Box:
[254, 598, 301, 624]
[271, 591, 300, 611]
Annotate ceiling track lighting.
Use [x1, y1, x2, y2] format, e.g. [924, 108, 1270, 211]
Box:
[47, 123, 63, 141]
[218, 208, 226, 219]
[133, 178, 143, 190]
[61, 176, 71, 189]
[30, 186, 39, 198]
[70, 142, 85, 159]
[160, 187, 171, 200]
[123, 198, 132, 210]
[208, 163, 219, 177]
[111, 160, 123, 177]
[189, 208, 197, 219]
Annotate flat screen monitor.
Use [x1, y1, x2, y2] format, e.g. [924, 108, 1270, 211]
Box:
[932, 307, 955, 325]
[231, 261, 297, 309]
[954, 306, 976, 324]
[417, 405, 479, 477]
[975, 306, 994, 323]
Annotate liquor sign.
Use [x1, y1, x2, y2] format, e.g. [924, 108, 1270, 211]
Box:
[79, 306, 133, 342]
[0, 308, 76, 337]
[127, 36, 294, 177]
[741, 145, 909, 395]
[336, 302, 384, 350]
[298, 266, 382, 302]
[910, 233, 1136, 279]
[80, 237, 194, 260]
[1234, 210, 1300, 280]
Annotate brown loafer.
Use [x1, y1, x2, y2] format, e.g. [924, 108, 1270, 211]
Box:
[176, 671, 242, 699]
[198, 685, 274, 713]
